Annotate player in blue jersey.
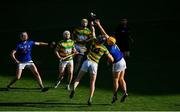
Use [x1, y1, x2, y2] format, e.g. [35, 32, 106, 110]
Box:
[6, 32, 49, 92]
[94, 19, 128, 103]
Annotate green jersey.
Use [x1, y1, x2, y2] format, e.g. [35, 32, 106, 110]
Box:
[73, 27, 93, 46]
[87, 41, 110, 63]
[56, 39, 75, 61]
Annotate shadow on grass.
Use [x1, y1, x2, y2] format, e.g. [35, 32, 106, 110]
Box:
[0, 102, 110, 108]
[0, 87, 47, 92]
[2, 58, 180, 95]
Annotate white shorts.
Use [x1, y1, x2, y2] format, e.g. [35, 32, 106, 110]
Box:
[80, 59, 98, 75]
[75, 44, 87, 55]
[59, 60, 73, 69]
[18, 61, 34, 69]
[112, 58, 127, 72]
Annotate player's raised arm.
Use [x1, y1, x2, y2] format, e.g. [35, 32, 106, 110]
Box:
[94, 19, 109, 39]
[90, 21, 96, 37]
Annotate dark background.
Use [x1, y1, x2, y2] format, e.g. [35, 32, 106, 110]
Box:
[0, 0, 180, 94]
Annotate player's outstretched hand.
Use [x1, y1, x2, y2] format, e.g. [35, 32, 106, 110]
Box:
[49, 41, 56, 48]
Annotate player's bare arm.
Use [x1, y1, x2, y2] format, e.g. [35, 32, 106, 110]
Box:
[54, 48, 61, 60]
[107, 53, 114, 63]
[34, 42, 48, 46]
[90, 21, 96, 37]
[95, 19, 109, 39]
[11, 50, 20, 64]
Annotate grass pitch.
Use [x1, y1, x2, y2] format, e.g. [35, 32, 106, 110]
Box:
[0, 74, 180, 111]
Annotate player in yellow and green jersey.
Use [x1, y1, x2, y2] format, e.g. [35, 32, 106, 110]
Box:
[70, 22, 114, 105]
[73, 18, 95, 76]
[54, 30, 77, 90]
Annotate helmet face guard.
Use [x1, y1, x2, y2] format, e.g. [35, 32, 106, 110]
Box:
[96, 37, 106, 44]
[63, 30, 71, 39]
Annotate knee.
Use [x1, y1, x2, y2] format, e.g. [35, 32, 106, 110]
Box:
[33, 71, 40, 76]
[113, 75, 119, 81]
[113, 78, 119, 82]
[119, 76, 125, 81]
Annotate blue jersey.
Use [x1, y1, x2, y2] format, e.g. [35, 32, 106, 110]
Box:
[15, 40, 35, 62]
[106, 44, 124, 63]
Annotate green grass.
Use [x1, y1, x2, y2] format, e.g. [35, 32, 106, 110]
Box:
[0, 75, 180, 111]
